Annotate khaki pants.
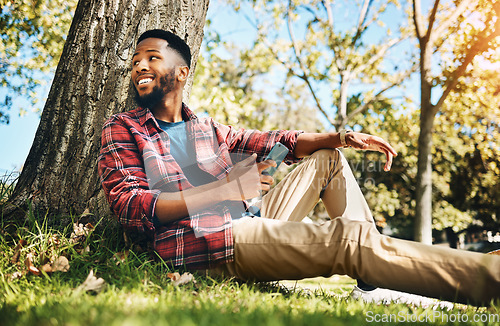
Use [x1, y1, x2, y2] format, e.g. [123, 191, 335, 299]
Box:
[211, 149, 500, 305]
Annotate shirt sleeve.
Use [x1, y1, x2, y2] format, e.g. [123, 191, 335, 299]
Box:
[98, 116, 160, 234]
[213, 120, 304, 164]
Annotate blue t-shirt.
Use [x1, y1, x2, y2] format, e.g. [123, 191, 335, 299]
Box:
[156, 119, 216, 187]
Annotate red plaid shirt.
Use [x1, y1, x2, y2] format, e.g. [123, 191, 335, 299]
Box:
[98, 104, 303, 269]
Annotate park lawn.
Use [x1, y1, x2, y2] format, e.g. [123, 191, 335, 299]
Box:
[1, 214, 499, 326]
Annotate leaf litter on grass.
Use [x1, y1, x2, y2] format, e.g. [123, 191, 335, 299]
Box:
[5, 221, 96, 281]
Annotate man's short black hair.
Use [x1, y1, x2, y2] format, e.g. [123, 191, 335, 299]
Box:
[137, 29, 191, 68]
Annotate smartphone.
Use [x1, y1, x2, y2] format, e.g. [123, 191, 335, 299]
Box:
[262, 142, 289, 176]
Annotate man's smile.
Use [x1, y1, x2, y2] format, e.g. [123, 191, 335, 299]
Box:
[136, 74, 156, 87]
[138, 78, 153, 85]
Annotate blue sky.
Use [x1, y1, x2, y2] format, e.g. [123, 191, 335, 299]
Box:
[0, 101, 40, 173]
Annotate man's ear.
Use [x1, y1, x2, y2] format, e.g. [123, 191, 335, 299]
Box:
[177, 66, 189, 83]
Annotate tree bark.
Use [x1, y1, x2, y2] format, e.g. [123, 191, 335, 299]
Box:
[6, 0, 210, 218]
[413, 0, 434, 244]
[414, 96, 435, 244]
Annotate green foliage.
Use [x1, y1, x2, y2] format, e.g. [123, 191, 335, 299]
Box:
[0, 0, 77, 123]
[434, 0, 500, 89]
[410, 0, 500, 241]
[342, 89, 499, 240]
[436, 59, 500, 231]
[431, 201, 472, 232]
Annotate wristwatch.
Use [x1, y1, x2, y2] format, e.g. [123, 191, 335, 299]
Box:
[340, 129, 351, 147]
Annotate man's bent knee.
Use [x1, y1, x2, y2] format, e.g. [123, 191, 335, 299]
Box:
[307, 149, 345, 181]
[309, 148, 341, 162]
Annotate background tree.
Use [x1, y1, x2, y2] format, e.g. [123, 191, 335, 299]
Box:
[6, 0, 210, 218]
[0, 0, 77, 123]
[411, 0, 500, 243]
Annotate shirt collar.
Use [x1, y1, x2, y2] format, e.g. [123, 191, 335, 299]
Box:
[136, 103, 198, 127]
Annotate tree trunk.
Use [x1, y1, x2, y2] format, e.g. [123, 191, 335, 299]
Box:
[414, 104, 435, 244]
[336, 72, 350, 130]
[414, 43, 434, 244]
[6, 0, 210, 218]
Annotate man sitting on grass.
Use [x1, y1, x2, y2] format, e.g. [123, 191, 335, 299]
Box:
[98, 29, 500, 307]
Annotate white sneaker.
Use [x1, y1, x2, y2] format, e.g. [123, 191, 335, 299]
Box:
[350, 286, 454, 310]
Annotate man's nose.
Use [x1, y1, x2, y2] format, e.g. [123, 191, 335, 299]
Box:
[136, 59, 149, 71]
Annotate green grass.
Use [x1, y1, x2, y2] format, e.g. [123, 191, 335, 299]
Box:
[0, 171, 17, 205]
[1, 209, 499, 326]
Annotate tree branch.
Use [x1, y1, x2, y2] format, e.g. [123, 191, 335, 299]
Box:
[352, 0, 373, 46]
[412, 0, 425, 41]
[321, 0, 344, 70]
[351, 37, 402, 75]
[425, 0, 440, 41]
[321, 0, 334, 29]
[301, 74, 336, 127]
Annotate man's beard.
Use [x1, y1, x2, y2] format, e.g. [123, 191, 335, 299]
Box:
[134, 69, 176, 109]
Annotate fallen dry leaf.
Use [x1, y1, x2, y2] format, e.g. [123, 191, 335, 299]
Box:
[167, 272, 180, 280]
[11, 239, 27, 264]
[52, 256, 70, 272]
[76, 245, 91, 255]
[48, 234, 61, 247]
[27, 263, 41, 276]
[80, 208, 92, 217]
[41, 263, 53, 273]
[76, 270, 106, 294]
[70, 223, 94, 244]
[25, 252, 41, 276]
[167, 272, 195, 286]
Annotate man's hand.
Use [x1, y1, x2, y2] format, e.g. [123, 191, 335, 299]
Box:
[257, 158, 277, 191]
[226, 154, 277, 200]
[344, 132, 398, 171]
